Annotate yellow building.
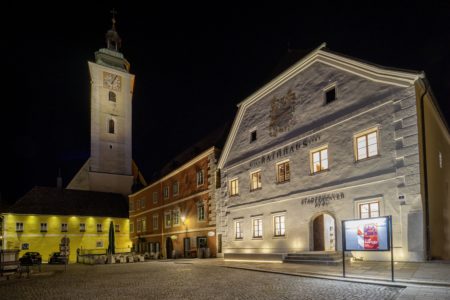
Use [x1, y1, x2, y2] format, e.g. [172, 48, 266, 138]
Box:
[1, 186, 131, 263]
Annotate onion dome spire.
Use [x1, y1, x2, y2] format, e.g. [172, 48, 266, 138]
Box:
[105, 8, 122, 51]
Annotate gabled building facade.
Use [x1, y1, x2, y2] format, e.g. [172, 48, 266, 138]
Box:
[216, 43, 450, 261]
[129, 147, 221, 259]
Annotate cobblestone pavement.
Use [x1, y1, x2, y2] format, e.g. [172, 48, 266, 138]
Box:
[0, 260, 403, 300]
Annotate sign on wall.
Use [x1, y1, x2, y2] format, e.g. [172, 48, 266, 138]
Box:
[343, 216, 390, 251]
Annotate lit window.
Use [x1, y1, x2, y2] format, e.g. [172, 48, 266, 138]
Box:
[355, 129, 378, 161]
[80, 223, 86, 232]
[197, 170, 204, 186]
[163, 186, 169, 199]
[250, 130, 257, 143]
[273, 215, 285, 237]
[198, 203, 205, 221]
[250, 171, 262, 191]
[130, 222, 134, 233]
[141, 218, 147, 232]
[311, 147, 329, 174]
[16, 222, 23, 232]
[173, 181, 179, 196]
[276, 161, 290, 183]
[152, 191, 158, 204]
[115, 224, 120, 232]
[359, 201, 380, 219]
[439, 152, 443, 168]
[325, 86, 336, 104]
[97, 223, 102, 232]
[108, 91, 116, 102]
[152, 214, 159, 230]
[229, 178, 239, 196]
[61, 223, 68, 232]
[165, 212, 172, 228]
[235, 221, 243, 239]
[253, 219, 263, 238]
[108, 119, 115, 134]
[173, 210, 180, 226]
[137, 219, 141, 232]
[40, 223, 47, 232]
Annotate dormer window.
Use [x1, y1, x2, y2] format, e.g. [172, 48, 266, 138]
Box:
[325, 86, 336, 104]
[250, 130, 257, 143]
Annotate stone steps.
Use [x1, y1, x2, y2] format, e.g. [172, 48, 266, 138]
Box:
[283, 251, 343, 265]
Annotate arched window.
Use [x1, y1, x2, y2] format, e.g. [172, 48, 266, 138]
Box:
[109, 91, 116, 102]
[108, 119, 115, 134]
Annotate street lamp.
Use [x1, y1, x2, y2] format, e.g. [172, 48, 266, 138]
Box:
[181, 215, 186, 225]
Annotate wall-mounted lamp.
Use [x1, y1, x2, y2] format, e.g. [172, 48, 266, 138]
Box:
[181, 215, 186, 225]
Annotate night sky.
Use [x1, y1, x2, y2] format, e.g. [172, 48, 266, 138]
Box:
[3, 2, 450, 205]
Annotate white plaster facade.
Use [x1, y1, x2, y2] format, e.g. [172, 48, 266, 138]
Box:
[217, 44, 427, 261]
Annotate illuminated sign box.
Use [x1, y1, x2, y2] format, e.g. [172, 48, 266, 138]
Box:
[343, 216, 390, 251]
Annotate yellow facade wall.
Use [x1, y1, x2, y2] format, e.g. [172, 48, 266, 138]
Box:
[2, 213, 131, 263]
[416, 81, 450, 260]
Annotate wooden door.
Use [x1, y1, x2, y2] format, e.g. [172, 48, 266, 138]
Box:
[313, 215, 324, 251]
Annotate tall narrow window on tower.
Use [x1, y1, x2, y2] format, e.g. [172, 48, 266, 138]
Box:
[108, 119, 115, 134]
[109, 91, 116, 102]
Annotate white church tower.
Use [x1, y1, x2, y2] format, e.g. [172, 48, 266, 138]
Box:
[68, 11, 136, 195]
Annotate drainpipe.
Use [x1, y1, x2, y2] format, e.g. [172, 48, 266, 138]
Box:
[419, 79, 431, 260]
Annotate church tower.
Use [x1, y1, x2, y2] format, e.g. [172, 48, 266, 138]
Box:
[87, 12, 134, 195]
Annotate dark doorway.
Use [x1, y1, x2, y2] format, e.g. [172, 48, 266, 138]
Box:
[183, 238, 190, 258]
[313, 215, 325, 251]
[166, 237, 173, 259]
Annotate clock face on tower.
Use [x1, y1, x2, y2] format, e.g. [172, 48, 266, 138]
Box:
[103, 71, 122, 91]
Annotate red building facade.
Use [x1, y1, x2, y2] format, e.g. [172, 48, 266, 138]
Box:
[129, 147, 220, 258]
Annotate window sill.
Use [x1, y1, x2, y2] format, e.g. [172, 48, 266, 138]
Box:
[354, 154, 381, 163]
[276, 180, 290, 185]
[252, 237, 263, 240]
[229, 194, 239, 198]
[310, 169, 330, 176]
[40, 230, 47, 233]
[235, 238, 243, 241]
[273, 235, 286, 239]
[250, 187, 262, 192]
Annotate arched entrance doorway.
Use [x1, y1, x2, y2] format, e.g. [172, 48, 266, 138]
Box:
[166, 237, 173, 259]
[312, 213, 336, 251]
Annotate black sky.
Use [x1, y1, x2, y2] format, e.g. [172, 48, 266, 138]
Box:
[3, 1, 450, 204]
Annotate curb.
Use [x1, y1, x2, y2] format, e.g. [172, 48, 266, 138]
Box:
[222, 266, 450, 288]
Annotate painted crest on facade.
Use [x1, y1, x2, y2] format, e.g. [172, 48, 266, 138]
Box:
[269, 89, 297, 137]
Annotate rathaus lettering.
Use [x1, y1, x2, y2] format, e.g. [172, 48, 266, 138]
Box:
[249, 135, 321, 168]
[300, 192, 345, 207]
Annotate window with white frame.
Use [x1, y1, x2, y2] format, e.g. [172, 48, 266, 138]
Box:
[16, 222, 23, 232]
[235, 221, 243, 239]
[273, 215, 285, 237]
[61, 223, 68, 232]
[115, 224, 120, 232]
[165, 212, 172, 228]
[152, 214, 159, 230]
[359, 201, 380, 219]
[173, 209, 180, 226]
[97, 223, 102, 232]
[197, 170, 204, 186]
[276, 161, 290, 183]
[130, 222, 134, 233]
[153, 191, 158, 204]
[173, 181, 179, 196]
[229, 178, 239, 196]
[355, 128, 379, 161]
[252, 218, 263, 238]
[40, 223, 47, 232]
[163, 186, 169, 199]
[311, 147, 329, 174]
[80, 223, 86, 232]
[250, 170, 262, 191]
[197, 202, 206, 221]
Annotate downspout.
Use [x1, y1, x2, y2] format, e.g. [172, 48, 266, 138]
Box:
[419, 79, 431, 260]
